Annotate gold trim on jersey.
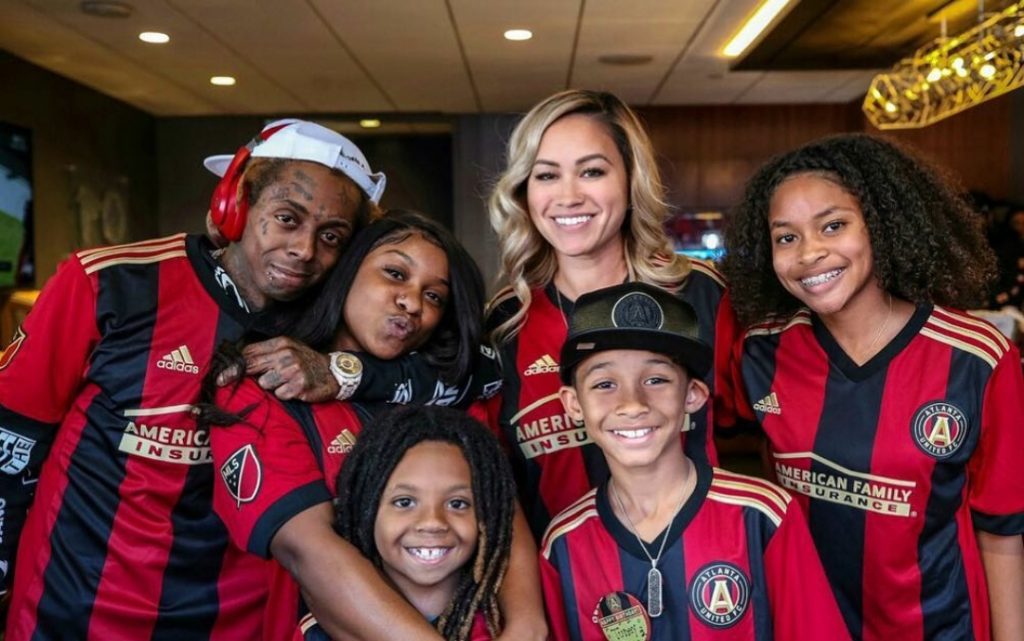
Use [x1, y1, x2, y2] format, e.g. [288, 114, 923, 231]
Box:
[84, 251, 189, 275]
[77, 233, 187, 263]
[919, 307, 1009, 369]
[744, 310, 812, 338]
[79, 234, 189, 275]
[541, 488, 599, 559]
[773, 451, 916, 487]
[710, 470, 791, 514]
[706, 490, 784, 527]
[688, 258, 726, 289]
[510, 391, 562, 425]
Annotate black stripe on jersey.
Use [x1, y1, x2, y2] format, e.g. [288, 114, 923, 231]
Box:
[284, 401, 326, 474]
[656, 538, 690, 641]
[151, 466, 226, 641]
[548, 534, 584, 641]
[808, 359, 888, 641]
[743, 509, 774, 641]
[249, 481, 332, 557]
[918, 348, 982, 641]
[34, 264, 161, 639]
[151, 305, 247, 640]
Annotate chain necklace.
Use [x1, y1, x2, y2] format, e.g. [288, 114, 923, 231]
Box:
[864, 293, 893, 356]
[553, 285, 570, 330]
[609, 475, 692, 617]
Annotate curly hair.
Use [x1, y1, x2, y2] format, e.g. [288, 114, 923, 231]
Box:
[333, 405, 516, 641]
[488, 89, 690, 344]
[721, 133, 996, 326]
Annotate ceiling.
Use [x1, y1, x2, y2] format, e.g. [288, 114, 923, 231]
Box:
[1, 0, 951, 118]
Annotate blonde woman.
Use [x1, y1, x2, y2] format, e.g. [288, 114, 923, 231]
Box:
[486, 89, 739, 538]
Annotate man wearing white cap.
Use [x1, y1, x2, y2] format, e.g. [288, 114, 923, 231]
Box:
[0, 119, 406, 640]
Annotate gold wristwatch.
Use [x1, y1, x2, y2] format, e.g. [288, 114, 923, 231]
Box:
[328, 351, 363, 400]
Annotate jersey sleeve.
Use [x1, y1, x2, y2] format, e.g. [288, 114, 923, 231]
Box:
[0, 255, 100, 594]
[967, 344, 1024, 534]
[539, 551, 573, 641]
[211, 379, 331, 558]
[349, 344, 502, 408]
[764, 501, 852, 641]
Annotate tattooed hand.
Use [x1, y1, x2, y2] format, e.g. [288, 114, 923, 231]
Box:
[239, 337, 340, 402]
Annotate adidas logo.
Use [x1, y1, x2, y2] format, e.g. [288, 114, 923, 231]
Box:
[524, 354, 559, 376]
[753, 392, 782, 415]
[327, 429, 357, 455]
[157, 345, 199, 375]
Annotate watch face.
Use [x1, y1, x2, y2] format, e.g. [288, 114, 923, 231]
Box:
[334, 353, 362, 376]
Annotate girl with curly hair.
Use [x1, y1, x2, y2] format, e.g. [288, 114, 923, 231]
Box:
[721, 133, 1024, 641]
[485, 89, 738, 539]
[328, 405, 517, 641]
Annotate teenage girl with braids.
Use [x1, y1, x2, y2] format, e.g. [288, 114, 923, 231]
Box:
[302, 404, 517, 641]
[721, 134, 1024, 641]
[202, 211, 544, 641]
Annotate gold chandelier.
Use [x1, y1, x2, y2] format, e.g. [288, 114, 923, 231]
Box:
[863, 1, 1024, 129]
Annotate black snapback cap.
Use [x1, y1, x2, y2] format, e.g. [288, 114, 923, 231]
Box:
[559, 282, 712, 384]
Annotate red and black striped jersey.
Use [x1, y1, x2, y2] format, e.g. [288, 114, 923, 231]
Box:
[0, 234, 274, 641]
[211, 378, 366, 640]
[733, 305, 1024, 641]
[489, 260, 737, 538]
[540, 463, 850, 641]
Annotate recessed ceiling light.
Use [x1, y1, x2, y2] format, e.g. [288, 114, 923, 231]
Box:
[138, 31, 169, 44]
[210, 76, 236, 86]
[504, 29, 533, 41]
[359, 119, 381, 129]
[723, 0, 795, 58]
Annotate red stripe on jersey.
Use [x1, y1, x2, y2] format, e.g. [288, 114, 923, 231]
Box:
[6, 387, 100, 640]
[760, 322, 830, 514]
[858, 342, 949, 641]
[86, 259, 220, 640]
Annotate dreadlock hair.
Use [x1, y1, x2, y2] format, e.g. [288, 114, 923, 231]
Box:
[333, 405, 516, 641]
[721, 133, 996, 326]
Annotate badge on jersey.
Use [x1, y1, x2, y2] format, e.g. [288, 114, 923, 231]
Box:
[911, 401, 968, 458]
[592, 591, 650, 641]
[688, 562, 750, 628]
[0, 327, 26, 371]
[220, 444, 262, 507]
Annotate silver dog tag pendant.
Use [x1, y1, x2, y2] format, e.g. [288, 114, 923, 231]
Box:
[647, 567, 663, 617]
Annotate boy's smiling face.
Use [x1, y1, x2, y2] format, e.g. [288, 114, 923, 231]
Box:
[559, 348, 708, 472]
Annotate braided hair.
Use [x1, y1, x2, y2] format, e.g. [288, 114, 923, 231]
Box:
[333, 405, 516, 640]
[722, 133, 996, 326]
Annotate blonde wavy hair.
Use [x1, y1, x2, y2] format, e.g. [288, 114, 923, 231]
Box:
[488, 89, 690, 344]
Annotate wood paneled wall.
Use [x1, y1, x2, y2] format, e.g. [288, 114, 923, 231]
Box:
[636, 93, 1015, 212]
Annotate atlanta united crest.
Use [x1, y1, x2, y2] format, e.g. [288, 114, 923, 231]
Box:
[688, 562, 750, 628]
[911, 401, 968, 459]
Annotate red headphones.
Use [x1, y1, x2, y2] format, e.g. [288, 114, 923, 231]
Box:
[208, 122, 291, 242]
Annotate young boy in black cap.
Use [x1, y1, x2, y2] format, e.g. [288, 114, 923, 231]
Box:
[539, 282, 848, 641]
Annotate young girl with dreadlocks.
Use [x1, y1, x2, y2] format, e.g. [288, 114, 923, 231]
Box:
[298, 404, 517, 641]
[721, 133, 1024, 641]
[203, 211, 544, 641]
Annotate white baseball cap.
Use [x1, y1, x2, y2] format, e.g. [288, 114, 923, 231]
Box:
[204, 118, 386, 204]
